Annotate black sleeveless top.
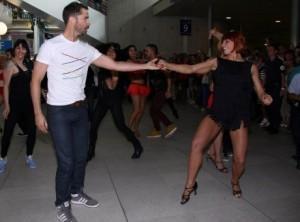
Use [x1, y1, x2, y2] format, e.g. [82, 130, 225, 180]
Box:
[9, 64, 32, 106]
[207, 57, 253, 130]
[97, 68, 123, 99]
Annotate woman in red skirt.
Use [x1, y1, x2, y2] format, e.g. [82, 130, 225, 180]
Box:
[124, 45, 150, 137]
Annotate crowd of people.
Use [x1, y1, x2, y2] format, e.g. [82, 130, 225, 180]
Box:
[0, 2, 299, 222]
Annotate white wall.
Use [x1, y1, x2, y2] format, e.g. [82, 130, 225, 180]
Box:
[108, 0, 209, 58]
[9, 0, 107, 42]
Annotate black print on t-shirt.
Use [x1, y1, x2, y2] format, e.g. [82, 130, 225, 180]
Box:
[61, 53, 88, 79]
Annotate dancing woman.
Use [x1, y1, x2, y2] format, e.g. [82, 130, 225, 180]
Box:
[124, 45, 150, 137]
[0, 39, 37, 173]
[88, 43, 144, 161]
[158, 31, 272, 203]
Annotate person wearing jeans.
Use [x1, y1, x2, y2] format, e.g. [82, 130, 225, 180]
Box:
[31, 3, 159, 221]
[47, 103, 89, 205]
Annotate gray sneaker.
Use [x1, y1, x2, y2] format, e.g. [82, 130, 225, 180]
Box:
[57, 202, 77, 222]
[71, 192, 99, 208]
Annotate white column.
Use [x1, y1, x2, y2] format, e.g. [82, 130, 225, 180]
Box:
[291, 0, 299, 47]
[182, 35, 188, 53]
[207, 4, 213, 57]
[33, 17, 40, 54]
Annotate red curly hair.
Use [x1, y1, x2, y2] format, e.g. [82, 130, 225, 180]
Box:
[222, 31, 247, 54]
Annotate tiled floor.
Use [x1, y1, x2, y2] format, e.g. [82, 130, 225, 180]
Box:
[0, 103, 299, 222]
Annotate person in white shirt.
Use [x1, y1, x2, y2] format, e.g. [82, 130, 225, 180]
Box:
[287, 65, 300, 170]
[30, 2, 158, 222]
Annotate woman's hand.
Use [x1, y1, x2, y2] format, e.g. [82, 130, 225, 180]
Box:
[208, 27, 223, 40]
[261, 93, 273, 105]
[157, 59, 168, 70]
[146, 58, 161, 70]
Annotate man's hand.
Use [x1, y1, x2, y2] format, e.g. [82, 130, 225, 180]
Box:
[35, 113, 48, 133]
[157, 59, 168, 70]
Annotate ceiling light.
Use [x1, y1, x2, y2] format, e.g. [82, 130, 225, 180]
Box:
[275, 20, 281, 23]
[0, 21, 8, 35]
[225, 16, 232, 20]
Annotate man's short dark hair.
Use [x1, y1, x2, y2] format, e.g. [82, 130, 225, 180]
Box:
[63, 2, 88, 25]
[146, 44, 158, 55]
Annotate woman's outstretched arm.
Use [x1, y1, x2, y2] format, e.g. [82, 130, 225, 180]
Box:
[158, 58, 217, 75]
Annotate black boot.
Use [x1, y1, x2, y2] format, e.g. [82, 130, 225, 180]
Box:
[131, 146, 143, 159]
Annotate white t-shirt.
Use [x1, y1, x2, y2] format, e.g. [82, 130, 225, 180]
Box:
[288, 74, 300, 95]
[36, 34, 102, 105]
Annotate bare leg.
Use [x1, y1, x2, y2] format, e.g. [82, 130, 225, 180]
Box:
[230, 123, 248, 197]
[207, 131, 223, 160]
[181, 116, 221, 204]
[213, 132, 224, 163]
[207, 132, 227, 172]
[133, 96, 146, 135]
[185, 116, 221, 188]
[128, 95, 140, 131]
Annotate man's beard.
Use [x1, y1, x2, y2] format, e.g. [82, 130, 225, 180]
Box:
[78, 27, 88, 37]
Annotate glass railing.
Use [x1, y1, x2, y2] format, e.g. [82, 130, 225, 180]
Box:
[79, 0, 107, 15]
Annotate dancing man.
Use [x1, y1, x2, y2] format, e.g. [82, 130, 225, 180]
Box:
[31, 2, 158, 221]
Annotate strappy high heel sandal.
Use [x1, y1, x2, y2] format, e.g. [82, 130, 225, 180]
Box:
[231, 182, 242, 198]
[180, 182, 198, 205]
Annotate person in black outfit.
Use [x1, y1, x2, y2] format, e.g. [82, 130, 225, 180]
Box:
[144, 44, 177, 138]
[264, 44, 285, 134]
[0, 39, 37, 173]
[85, 66, 97, 121]
[88, 43, 143, 161]
[158, 31, 272, 203]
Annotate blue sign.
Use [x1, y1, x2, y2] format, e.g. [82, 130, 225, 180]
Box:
[180, 19, 192, 36]
[0, 40, 13, 51]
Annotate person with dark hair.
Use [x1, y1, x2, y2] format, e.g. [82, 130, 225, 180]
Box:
[124, 44, 150, 136]
[158, 31, 272, 203]
[31, 2, 158, 221]
[264, 44, 285, 134]
[144, 43, 178, 138]
[0, 39, 37, 174]
[88, 43, 143, 161]
[4, 48, 29, 136]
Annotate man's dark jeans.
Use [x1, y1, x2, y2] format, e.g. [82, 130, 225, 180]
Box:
[47, 103, 89, 206]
